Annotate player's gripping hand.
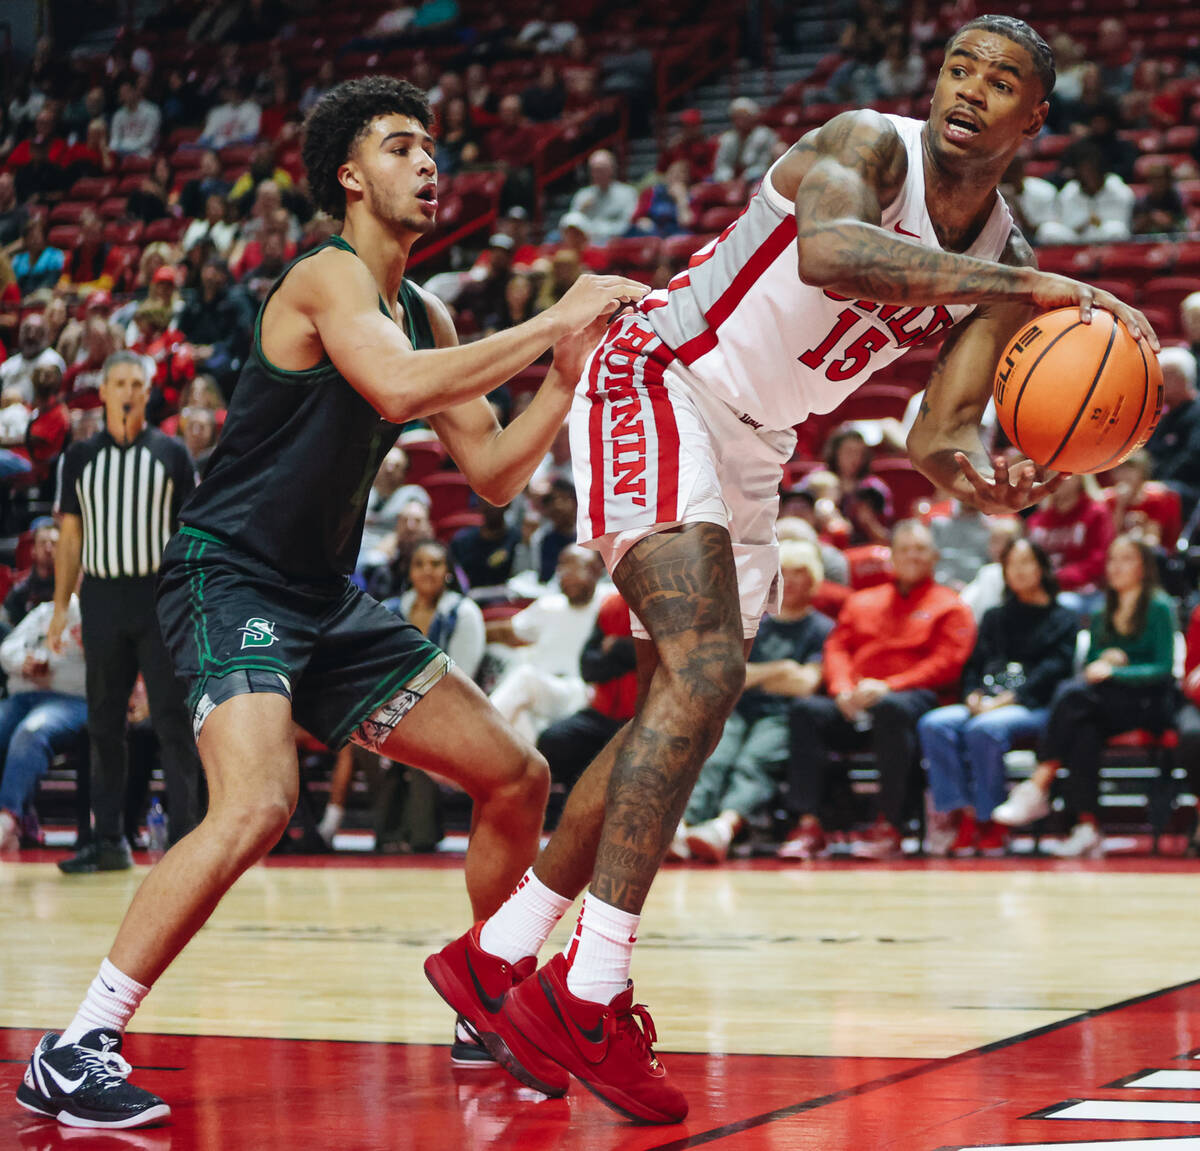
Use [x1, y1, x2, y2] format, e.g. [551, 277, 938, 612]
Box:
[954, 451, 1064, 515]
[548, 274, 649, 335]
[1029, 272, 1160, 351]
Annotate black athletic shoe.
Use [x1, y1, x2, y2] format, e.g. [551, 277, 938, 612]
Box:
[16, 1029, 170, 1128]
[58, 838, 133, 874]
[450, 1014, 497, 1067]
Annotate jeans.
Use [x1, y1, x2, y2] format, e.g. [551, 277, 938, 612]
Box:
[0, 692, 89, 817]
[685, 710, 787, 824]
[0, 450, 32, 481]
[918, 703, 1049, 820]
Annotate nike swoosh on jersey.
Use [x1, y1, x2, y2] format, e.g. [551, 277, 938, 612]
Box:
[894, 222, 921, 238]
[40, 1060, 87, 1095]
[464, 951, 507, 1015]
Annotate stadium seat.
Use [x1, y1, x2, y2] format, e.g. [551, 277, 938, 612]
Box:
[507, 363, 548, 400]
[118, 154, 154, 174]
[1133, 152, 1196, 180]
[844, 544, 893, 589]
[98, 196, 129, 220]
[783, 458, 823, 489]
[827, 382, 913, 424]
[1142, 276, 1200, 320]
[662, 233, 711, 264]
[47, 225, 81, 250]
[218, 144, 256, 168]
[1171, 241, 1200, 274]
[421, 473, 473, 521]
[403, 439, 448, 484]
[144, 217, 187, 243]
[872, 457, 936, 519]
[1093, 243, 1173, 277]
[435, 511, 483, 542]
[698, 205, 741, 232]
[603, 235, 663, 273]
[117, 173, 149, 195]
[69, 176, 118, 201]
[1165, 125, 1200, 152]
[103, 220, 144, 246]
[49, 201, 89, 225]
[690, 180, 746, 213]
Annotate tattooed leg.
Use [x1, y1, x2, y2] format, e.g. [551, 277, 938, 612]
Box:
[585, 522, 746, 913]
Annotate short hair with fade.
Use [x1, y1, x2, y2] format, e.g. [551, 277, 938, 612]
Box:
[951, 15, 1056, 99]
[101, 350, 150, 385]
[302, 76, 432, 219]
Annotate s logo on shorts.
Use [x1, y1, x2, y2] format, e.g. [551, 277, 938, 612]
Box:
[239, 617, 278, 649]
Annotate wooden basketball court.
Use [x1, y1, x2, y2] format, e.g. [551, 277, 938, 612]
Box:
[3, 851, 1200, 1149]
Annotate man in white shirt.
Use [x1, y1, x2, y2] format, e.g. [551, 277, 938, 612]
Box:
[1039, 147, 1134, 243]
[109, 81, 161, 157]
[564, 150, 638, 244]
[488, 546, 606, 742]
[0, 313, 67, 406]
[198, 80, 262, 150]
[999, 152, 1058, 240]
[712, 97, 781, 184]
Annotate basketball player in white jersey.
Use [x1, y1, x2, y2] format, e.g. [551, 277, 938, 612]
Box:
[426, 15, 1158, 1123]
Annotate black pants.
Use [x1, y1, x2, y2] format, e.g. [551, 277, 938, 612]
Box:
[538, 708, 624, 790]
[786, 690, 938, 829]
[81, 575, 202, 842]
[1041, 676, 1176, 821]
[1178, 701, 1200, 795]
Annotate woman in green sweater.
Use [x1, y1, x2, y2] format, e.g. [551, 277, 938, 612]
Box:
[993, 535, 1178, 857]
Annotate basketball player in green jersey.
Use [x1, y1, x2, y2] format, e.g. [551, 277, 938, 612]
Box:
[17, 77, 647, 1129]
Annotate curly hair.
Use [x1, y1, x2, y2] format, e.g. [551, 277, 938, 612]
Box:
[302, 76, 432, 219]
[951, 15, 1056, 99]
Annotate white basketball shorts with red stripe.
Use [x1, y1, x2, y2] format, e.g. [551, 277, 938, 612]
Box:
[569, 312, 796, 639]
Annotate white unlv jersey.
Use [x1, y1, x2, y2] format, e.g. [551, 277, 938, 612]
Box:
[640, 114, 1014, 431]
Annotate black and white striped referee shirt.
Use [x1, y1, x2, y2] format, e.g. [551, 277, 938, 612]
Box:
[56, 428, 197, 579]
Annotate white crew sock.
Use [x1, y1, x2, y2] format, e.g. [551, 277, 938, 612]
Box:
[57, 959, 149, 1047]
[478, 868, 573, 964]
[563, 894, 640, 1005]
[318, 803, 344, 843]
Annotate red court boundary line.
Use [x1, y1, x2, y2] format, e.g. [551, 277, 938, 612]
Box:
[642, 976, 1200, 1151]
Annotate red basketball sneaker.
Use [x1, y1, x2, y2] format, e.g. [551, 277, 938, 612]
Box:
[423, 923, 569, 1092]
[500, 952, 688, 1124]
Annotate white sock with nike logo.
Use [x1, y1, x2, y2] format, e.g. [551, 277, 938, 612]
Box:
[56, 958, 149, 1047]
[478, 868, 573, 964]
[564, 895, 640, 1005]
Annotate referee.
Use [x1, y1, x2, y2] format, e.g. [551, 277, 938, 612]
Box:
[50, 351, 203, 873]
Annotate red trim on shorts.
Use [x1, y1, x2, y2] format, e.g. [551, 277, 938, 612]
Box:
[674, 214, 797, 365]
[644, 353, 680, 522]
[585, 345, 607, 537]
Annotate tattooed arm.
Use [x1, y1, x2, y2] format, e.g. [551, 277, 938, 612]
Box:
[905, 228, 1063, 513]
[775, 110, 1155, 341]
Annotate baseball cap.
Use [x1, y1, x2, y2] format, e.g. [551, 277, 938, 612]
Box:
[152, 266, 178, 285]
[85, 289, 113, 311]
[680, 108, 702, 126]
[559, 211, 591, 236]
[488, 233, 515, 250]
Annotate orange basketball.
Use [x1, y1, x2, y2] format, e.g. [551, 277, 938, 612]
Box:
[993, 307, 1163, 475]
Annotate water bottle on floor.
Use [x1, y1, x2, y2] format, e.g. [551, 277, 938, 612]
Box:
[147, 798, 168, 860]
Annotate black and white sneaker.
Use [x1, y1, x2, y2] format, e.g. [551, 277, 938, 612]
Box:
[449, 1015, 497, 1067]
[17, 1029, 170, 1128]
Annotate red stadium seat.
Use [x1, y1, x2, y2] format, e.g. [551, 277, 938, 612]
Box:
[1171, 242, 1200, 274]
[47, 225, 81, 250]
[698, 205, 741, 232]
[783, 458, 823, 488]
[872, 457, 936, 519]
[119, 154, 154, 174]
[1133, 152, 1196, 180]
[1092, 243, 1174, 278]
[1141, 276, 1200, 320]
[507, 363, 548, 399]
[98, 197, 129, 220]
[827, 382, 913, 424]
[402, 439, 448, 484]
[14, 530, 35, 571]
[117, 173, 149, 195]
[69, 176, 118, 201]
[144, 217, 187, 243]
[49, 201, 89, 225]
[1165, 125, 1200, 152]
[103, 219, 144, 245]
[662, 233, 712, 264]
[218, 144, 256, 169]
[690, 180, 746, 213]
[844, 544, 893, 589]
[435, 511, 483, 542]
[421, 473, 473, 521]
[1089, 278, 1137, 301]
[603, 235, 663, 273]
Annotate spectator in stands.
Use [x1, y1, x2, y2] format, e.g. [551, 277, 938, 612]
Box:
[3, 518, 58, 627]
[960, 517, 1025, 622]
[198, 78, 261, 151]
[359, 448, 427, 565]
[241, 228, 291, 302]
[0, 587, 88, 854]
[58, 208, 110, 294]
[875, 35, 925, 99]
[783, 520, 975, 860]
[528, 476, 577, 583]
[929, 500, 993, 589]
[108, 79, 160, 158]
[300, 61, 337, 118]
[537, 592, 635, 793]
[1184, 294, 1200, 361]
[658, 108, 716, 186]
[124, 155, 174, 225]
[0, 313, 66, 405]
[516, 6, 579, 55]
[11, 216, 64, 295]
[179, 150, 231, 221]
[630, 160, 694, 238]
[22, 362, 70, 488]
[1027, 474, 1114, 618]
[535, 248, 583, 312]
[825, 426, 893, 545]
[488, 545, 604, 742]
[1102, 450, 1182, 550]
[434, 95, 480, 176]
[1059, 91, 1136, 185]
[234, 182, 300, 255]
[681, 539, 833, 863]
[385, 538, 486, 681]
[825, 26, 882, 106]
[0, 172, 28, 250]
[713, 98, 779, 186]
[1178, 602, 1200, 855]
[598, 27, 655, 131]
[480, 93, 539, 213]
[993, 536, 1177, 857]
[183, 193, 238, 259]
[1132, 160, 1188, 237]
[63, 316, 118, 408]
[450, 499, 524, 590]
[459, 233, 515, 331]
[176, 256, 254, 397]
[919, 538, 1078, 857]
[1124, 60, 1184, 132]
[999, 152, 1058, 244]
[552, 213, 607, 270]
[6, 105, 66, 172]
[521, 63, 566, 125]
[229, 140, 295, 210]
[160, 69, 203, 139]
[13, 136, 67, 204]
[63, 117, 116, 183]
[365, 497, 435, 600]
[564, 149, 638, 245]
[61, 85, 107, 145]
[1095, 16, 1137, 95]
[483, 270, 539, 336]
[1040, 148, 1134, 244]
[1147, 347, 1200, 517]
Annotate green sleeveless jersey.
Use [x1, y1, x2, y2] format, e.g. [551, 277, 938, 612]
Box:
[179, 235, 436, 582]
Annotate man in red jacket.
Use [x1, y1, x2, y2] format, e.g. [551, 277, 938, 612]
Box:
[783, 519, 976, 859]
[1178, 602, 1200, 855]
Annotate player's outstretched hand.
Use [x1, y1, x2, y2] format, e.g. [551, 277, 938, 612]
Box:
[954, 451, 1064, 514]
[1030, 273, 1160, 352]
[551, 274, 648, 333]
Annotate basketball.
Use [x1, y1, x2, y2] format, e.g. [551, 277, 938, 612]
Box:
[993, 308, 1164, 474]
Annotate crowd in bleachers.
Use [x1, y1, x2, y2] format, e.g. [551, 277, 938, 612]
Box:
[3, 0, 1200, 859]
